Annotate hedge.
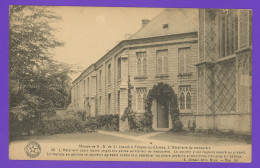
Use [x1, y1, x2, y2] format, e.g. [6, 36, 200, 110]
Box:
[9, 113, 119, 139]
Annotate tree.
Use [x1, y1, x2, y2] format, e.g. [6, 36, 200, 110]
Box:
[9, 5, 71, 124]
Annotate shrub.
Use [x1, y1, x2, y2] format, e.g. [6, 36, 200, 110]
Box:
[36, 119, 85, 135]
[96, 114, 119, 131]
[174, 120, 183, 132]
[9, 111, 120, 138]
[188, 120, 196, 132]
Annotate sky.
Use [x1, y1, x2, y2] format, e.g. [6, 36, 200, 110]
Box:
[50, 6, 164, 80]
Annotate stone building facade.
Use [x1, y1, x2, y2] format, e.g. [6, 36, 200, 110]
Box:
[71, 8, 252, 134]
[196, 9, 252, 134]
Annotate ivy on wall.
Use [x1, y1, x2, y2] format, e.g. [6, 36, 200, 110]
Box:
[122, 81, 180, 132]
[145, 82, 180, 129]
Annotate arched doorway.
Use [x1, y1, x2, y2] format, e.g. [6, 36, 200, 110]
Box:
[146, 82, 179, 131]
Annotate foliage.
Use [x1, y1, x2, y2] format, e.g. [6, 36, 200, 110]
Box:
[188, 119, 196, 132]
[9, 6, 72, 126]
[9, 113, 119, 139]
[121, 75, 135, 129]
[145, 82, 180, 129]
[173, 119, 183, 132]
[96, 114, 119, 131]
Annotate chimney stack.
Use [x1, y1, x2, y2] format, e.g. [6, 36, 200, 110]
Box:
[142, 19, 150, 28]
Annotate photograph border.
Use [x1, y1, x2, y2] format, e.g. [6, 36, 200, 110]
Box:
[1, 0, 259, 167]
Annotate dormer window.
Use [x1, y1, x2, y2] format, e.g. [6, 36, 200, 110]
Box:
[163, 24, 168, 29]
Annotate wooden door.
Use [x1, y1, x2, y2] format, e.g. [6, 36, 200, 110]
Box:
[157, 103, 169, 128]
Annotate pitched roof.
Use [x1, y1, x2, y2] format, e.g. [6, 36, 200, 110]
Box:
[128, 8, 198, 40]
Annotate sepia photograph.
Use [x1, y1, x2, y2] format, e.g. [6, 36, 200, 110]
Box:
[8, 6, 252, 162]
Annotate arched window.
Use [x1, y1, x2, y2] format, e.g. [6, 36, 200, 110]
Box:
[186, 91, 191, 109]
[136, 88, 147, 112]
[136, 52, 147, 76]
[143, 92, 146, 110]
[157, 57, 162, 74]
[137, 58, 141, 76]
[180, 92, 185, 110]
[143, 57, 147, 75]
[157, 50, 168, 75]
[179, 86, 191, 111]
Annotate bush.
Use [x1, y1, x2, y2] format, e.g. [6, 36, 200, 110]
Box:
[9, 112, 120, 138]
[36, 119, 85, 135]
[174, 120, 183, 132]
[97, 114, 119, 131]
[188, 120, 196, 132]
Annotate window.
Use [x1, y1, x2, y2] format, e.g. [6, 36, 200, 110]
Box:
[74, 87, 76, 107]
[84, 80, 86, 97]
[219, 9, 238, 57]
[87, 77, 90, 96]
[99, 96, 102, 113]
[163, 24, 169, 29]
[178, 48, 191, 73]
[136, 88, 147, 111]
[108, 93, 111, 113]
[179, 86, 191, 110]
[118, 58, 121, 81]
[136, 52, 147, 76]
[118, 90, 120, 113]
[99, 70, 102, 88]
[108, 64, 111, 85]
[157, 50, 168, 75]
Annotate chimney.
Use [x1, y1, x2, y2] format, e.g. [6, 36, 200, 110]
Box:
[142, 19, 150, 28]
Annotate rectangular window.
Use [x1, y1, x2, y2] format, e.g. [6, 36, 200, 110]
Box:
[179, 85, 191, 110]
[99, 70, 102, 88]
[156, 50, 168, 75]
[136, 52, 147, 76]
[87, 77, 90, 96]
[84, 80, 86, 97]
[118, 90, 120, 113]
[136, 88, 147, 112]
[118, 58, 121, 81]
[108, 93, 111, 113]
[108, 64, 111, 85]
[178, 48, 191, 73]
[99, 96, 102, 114]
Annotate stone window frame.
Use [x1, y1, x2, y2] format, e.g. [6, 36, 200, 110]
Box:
[99, 96, 102, 114]
[179, 85, 192, 111]
[156, 49, 168, 75]
[136, 51, 147, 77]
[99, 69, 102, 89]
[178, 47, 191, 74]
[117, 57, 121, 81]
[107, 63, 111, 86]
[136, 88, 147, 112]
[218, 9, 239, 58]
[117, 90, 120, 113]
[108, 93, 111, 113]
